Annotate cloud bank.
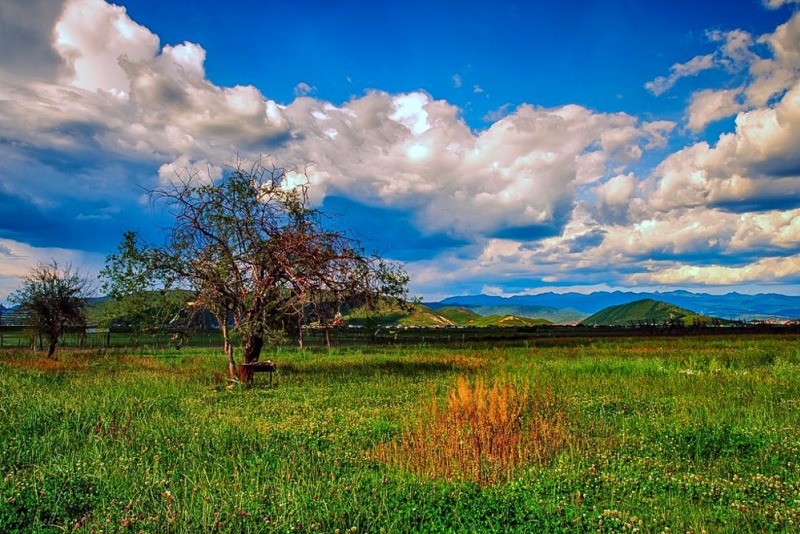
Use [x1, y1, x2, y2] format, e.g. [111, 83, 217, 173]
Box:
[1, 0, 800, 300]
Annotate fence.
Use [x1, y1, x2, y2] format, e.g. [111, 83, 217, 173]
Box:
[0, 326, 223, 350]
[1, 323, 798, 351]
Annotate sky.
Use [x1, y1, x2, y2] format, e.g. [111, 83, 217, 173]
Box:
[1, 0, 800, 303]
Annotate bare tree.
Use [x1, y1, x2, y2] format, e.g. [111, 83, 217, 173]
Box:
[10, 261, 94, 359]
[103, 160, 408, 381]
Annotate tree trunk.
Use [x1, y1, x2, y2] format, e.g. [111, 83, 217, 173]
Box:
[242, 335, 264, 364]
[220, 324, 237, 381]
[298, 314, 303, 348]
[239, 334, 264, 383]
[47, 336, 57, 359]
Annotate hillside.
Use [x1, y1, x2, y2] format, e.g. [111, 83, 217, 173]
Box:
[436, 307, 482, 324]
[580, 299, 696, 326]
[470, 305, 585, 324]
[397, 304, 456, 327]
[434, 307, 551, 327]
[426, 302, 585, 324]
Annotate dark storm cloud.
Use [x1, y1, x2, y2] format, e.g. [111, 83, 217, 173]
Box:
[0, 0, 66, 82]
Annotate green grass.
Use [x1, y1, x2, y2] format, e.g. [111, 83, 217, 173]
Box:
[2, 336, 800, 532]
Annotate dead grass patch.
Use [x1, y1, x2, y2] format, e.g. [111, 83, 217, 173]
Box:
[0, 351, 91, 372]
[371, 375, 569, 486]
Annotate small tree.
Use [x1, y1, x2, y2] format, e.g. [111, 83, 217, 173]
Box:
[9, 260, 94, 358]
[103, 160, 409, 381]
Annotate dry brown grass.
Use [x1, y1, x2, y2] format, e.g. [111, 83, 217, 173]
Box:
[0, 350, 91, 371]
[371, 375, 569, 485]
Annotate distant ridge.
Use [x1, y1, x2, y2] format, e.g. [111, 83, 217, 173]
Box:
[430, 290, 800, 321]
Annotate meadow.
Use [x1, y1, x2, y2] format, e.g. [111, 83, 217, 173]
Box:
[1, 335, 800, 533]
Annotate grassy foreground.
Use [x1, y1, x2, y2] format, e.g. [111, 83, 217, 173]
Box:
[1, 336, 800, 533]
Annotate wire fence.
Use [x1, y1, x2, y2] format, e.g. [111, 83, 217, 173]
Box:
[2, 322, 798, 351]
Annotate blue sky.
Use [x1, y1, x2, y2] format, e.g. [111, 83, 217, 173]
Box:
[1, 0, 800, 302]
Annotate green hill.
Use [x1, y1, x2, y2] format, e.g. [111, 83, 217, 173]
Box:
[482, 315, 552, 327]
[437, 307, 483, 324]
[398, 304, 456, 327]
[436, 307, 552, 327]
[470, 305, 585, 325]
[344, 302, 455, 327]
[580, 299, 696, 326]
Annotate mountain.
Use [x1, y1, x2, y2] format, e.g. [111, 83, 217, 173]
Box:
[432, 290, 800, 321]
[580, 299, 696, 326]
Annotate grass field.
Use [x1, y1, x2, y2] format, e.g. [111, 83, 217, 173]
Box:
[1, 335, 800, 532]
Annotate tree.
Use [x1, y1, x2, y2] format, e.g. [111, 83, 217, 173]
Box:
[103, 160, 409, 381]
[9, 260, 94, 359]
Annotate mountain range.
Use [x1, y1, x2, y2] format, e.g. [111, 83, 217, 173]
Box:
[428, 290, 800, 322]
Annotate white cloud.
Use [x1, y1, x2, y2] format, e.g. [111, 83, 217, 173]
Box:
[645, 54, 715, 96]
[55, 0, 160, 93]
[630, 254, 800, 285]
[294, 82, 316, 96]
[597, 173, 636, 207]
[641, 120, 676, 149]
[648, 79, 800, 212]
[729, 208, 800, 250]
[686, 88, 745, 132]
[389, 92, 432, 136]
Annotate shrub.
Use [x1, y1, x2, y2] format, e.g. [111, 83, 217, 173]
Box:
[371, 376, 569, 485]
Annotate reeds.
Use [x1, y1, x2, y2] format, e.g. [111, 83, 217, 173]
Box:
[371, 375, 568, 485]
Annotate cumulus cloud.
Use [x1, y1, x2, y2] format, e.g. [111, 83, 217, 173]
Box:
[630, 254, 800, 285]
[687, 88, 745, 132]
[729, 208, 800, 251]
[597, 173, 636, 207]
[648, 79, 800, 212]
[3, 0, 800, 299]
[55, 0, 160, 93]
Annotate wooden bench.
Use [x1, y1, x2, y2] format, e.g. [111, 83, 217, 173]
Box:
[239, 360, 277, 385]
